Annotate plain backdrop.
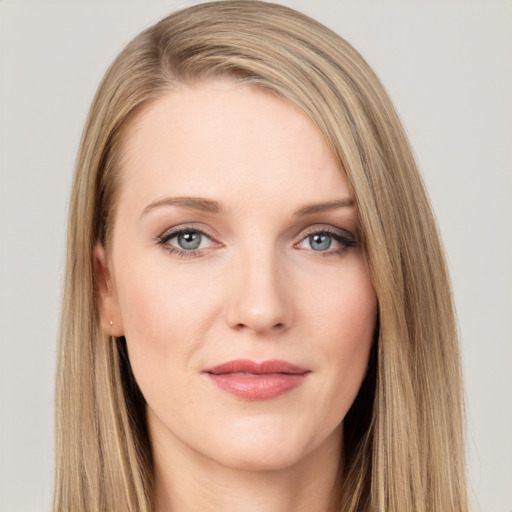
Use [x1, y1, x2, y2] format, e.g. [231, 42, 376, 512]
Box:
[1, 1, 511, 511]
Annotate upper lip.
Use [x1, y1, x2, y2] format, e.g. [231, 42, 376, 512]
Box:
[204, 359, 310, 375]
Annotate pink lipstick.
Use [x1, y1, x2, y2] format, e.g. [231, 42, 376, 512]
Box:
[203, 359, 310, 400]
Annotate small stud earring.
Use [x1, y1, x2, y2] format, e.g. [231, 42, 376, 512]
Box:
[109, 320, 113, 326]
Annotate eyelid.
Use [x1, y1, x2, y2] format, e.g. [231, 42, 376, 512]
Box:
[155, 224, 223, 260]
[296, 224, 357, 243]
[154, 222, 357, 258]
[293, 224, 358, 256]
[156, 223, 219, 244]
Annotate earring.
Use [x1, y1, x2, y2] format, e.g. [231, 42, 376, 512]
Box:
[109, 320, 113, 326]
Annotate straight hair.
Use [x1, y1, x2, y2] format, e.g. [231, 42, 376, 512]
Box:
[55, 2, 467, 510]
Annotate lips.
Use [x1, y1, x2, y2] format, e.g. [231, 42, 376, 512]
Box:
[203, 359, 310, 400]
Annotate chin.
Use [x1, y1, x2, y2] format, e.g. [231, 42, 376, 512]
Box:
[203, 423, 333, 473]
[214, 445, 307, 472]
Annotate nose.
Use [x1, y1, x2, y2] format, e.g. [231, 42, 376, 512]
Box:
[224, 248, 292, 335]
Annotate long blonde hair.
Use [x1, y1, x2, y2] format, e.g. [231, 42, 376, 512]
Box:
[55, 2, 467, 510]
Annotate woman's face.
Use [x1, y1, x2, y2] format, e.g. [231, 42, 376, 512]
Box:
[97, 79, 377, 472]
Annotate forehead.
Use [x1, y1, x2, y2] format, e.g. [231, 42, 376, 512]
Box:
[117, 79, 351, 214]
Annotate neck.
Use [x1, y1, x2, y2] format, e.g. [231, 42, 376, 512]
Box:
[151, 425, 343, 512]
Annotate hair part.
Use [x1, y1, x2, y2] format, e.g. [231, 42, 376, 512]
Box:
[55, 2, 467, 511]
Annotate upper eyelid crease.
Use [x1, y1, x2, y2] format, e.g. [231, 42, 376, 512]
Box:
[297, 229, 356, 247]
[158, 226, 216, 243]
[297, 224, 357, 243]
[157, 223, 355, 244]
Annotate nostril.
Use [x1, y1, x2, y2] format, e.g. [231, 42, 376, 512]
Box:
[233, 321, 286, 333]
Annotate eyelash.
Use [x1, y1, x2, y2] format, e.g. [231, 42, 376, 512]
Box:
[156, 225, 357, 259]
[156, 226, 219, 259]
[295, 227, 357, 258]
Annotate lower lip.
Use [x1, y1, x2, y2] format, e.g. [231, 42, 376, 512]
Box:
[206, 373, 309, 400]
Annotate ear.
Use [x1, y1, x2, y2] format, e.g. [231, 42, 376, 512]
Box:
[94, 243, 124, 337]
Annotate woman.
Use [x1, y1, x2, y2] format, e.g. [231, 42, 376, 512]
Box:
[55, 1, 467, 510]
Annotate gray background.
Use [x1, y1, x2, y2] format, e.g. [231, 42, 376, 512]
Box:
[1, 1, 511, 510]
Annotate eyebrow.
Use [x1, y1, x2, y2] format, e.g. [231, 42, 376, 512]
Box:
[293, 198, 354, 216]
[141, 196, 354, 218]
[141, 196, 224, 217]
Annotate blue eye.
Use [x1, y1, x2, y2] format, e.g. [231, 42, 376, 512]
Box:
[296, 228, 356, 255]
[175, 231, 203, 250]
[158, 228, 215, 255]
[308, 233, 332, 251]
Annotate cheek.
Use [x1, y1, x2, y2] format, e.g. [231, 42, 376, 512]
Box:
[112, 252, 223, 382]
[303, 259, 377, 414]
[114, 265, 225, 430]
[331, 268, 376, 367]
[303, 257, 377, 348]
[117, 247, 215, 323]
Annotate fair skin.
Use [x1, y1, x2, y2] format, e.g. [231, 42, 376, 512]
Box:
[96, 79, 377, 512]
